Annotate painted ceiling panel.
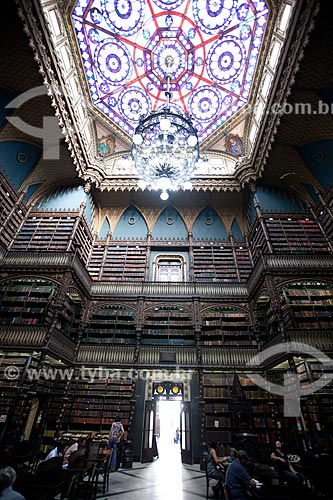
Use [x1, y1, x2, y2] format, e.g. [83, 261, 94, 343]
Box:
[72, 0, 269, 142]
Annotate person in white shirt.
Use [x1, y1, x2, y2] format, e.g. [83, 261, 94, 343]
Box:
[44, 442, 64, 461]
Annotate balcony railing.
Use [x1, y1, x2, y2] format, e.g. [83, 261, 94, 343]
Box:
[0, 325, 48, 347]
[1, 250, 333, 299]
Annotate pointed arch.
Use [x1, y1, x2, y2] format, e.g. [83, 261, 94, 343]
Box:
[231, 218, 243, 241]
[99, 216, 111, 239]
[113, 204, 148, 239]
[0, 141, 41, 190]
[299, 140, 333, 191]
[152, 205, 188, 240]
[192, 206, 228, 240]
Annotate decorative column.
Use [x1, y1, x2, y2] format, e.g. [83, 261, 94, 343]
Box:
[8, 203, 33, 250]
[188, 231, 195, 281]
[264, 274, 286, 340]
[314, 186, 333, 222]
[253, 199, 274, 254]
[66, 200, 86, 252]
[228, 232, 241, 282]
[98, 229, 112, 280]
[244, 232, 254, 267]
[307, 203, 333, 254]
[249, 182, 274, 254]
[0, 188, 26, 234]
[144, 231, 152, 281]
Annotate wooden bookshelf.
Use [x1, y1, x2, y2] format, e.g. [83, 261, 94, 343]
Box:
[11, 212, 76, 252]
[97, 242, 147, 282]
[84, 305, 136, 344]
[281, 282, 333, 330]
[264, 214, 329, 254]
[202, 372, 233, 443]
[192, 243, 238, 282]
[141, 305, 195, 345]
[0, 175, 26, 249]
[201, 307, 252, 346]
[62, 370, 135, 433]
[0, 278, 56, 326]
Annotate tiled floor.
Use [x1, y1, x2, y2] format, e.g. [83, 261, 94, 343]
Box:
[102, 441, 207, 500]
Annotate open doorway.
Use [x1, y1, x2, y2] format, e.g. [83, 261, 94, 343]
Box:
[156, 400, 181, 460]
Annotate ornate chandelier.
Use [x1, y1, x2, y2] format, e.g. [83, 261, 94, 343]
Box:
[131, 59, 200, 201]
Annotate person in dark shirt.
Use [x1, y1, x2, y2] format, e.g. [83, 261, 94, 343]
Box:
[226, 450, 256, 500]
[206, 441, 228, 498]
[271, 441, 300, 485]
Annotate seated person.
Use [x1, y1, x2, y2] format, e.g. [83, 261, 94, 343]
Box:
[271, 441, 300, 486]
[63, 437, 85, 465]
[44, 441, 65, 462]
[0, 466, 25, 500]
[206, 441, 228, 498]
[225, 450, 257, 500]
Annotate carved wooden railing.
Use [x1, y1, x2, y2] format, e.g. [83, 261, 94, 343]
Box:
[2, 251, 333, 299]
[91, 281, 248, 297]
[0, 325, 48, 346]
[47, 328, 77, 361]
[200, 347, 258, 367]
[76, 345, 136, 364]
[137, 346, 197, 365]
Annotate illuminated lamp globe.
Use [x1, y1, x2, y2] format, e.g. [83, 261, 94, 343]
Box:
[133, 133, 143, 145]
[156, 176, 172, 191]
[160, 191, 169, 201]
[187, 135, 198, 147]
[160, 118, 171, 131]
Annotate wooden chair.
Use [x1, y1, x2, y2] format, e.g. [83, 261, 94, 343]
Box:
[204, 456, 222, 499]
[75, 462, 97, 500]
[93, 454, 111, 497]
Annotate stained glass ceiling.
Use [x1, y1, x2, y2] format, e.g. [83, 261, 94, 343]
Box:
[72, 0, 269, 143]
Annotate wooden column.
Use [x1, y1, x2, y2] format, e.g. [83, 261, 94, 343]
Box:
[188, 231, 195, 281]
[98, 229, 112, 280]
[228, 232, 241, 282]
[144, 231, 152, 281]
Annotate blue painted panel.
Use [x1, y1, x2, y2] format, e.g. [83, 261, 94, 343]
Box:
[231, 219, 243, 241]
[0, 88, 16, 128]
[192, 207, 228, 240]
[299, 140, 333, 191]
[99, 218, 111, 239]
[254, 186, 303, 211]
[39, 185, 95, 227]
[24, 183, 41, 202]
[0, 141, 41, 190]
[152, 206, 187, 240]
[113, 205, 147, 239]
[303, 183, 319, 203]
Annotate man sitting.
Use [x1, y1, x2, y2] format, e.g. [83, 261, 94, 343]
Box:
[225, 450, 257, 500]
[44, 441, 65, 461]
[271, 441, 300, 486]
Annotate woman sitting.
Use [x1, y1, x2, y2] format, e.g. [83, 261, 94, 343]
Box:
[206, 441, 228, 498]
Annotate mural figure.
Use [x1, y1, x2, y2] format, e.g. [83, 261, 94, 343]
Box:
[226, 135, 243, 156]
[98, 135, 115, 158]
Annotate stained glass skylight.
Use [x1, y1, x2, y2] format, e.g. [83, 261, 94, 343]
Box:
[72, 0, 269, 143]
